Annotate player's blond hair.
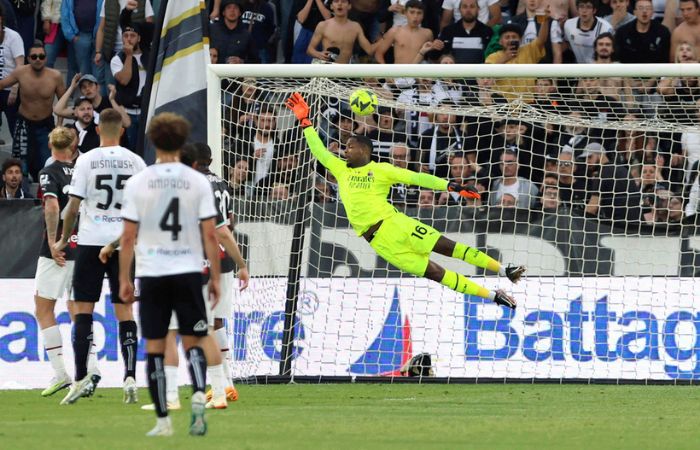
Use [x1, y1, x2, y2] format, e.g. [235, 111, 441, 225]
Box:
[48, 126, 74, 152]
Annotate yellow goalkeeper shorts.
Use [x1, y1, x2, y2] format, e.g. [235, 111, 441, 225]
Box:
[369, 213, 441, 277]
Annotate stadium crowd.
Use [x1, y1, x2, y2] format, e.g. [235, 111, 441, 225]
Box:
[0, 0, 699, 228]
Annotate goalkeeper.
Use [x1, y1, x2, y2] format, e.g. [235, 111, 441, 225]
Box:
[286, 93, 524, 308]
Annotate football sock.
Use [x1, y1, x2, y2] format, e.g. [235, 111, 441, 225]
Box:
[119, 320, 138, 380]
[452, 242, 500, 273]
[73, 314, 93, 381]
[440, 270, 491, 299]
[41, 325, 67, 378]
[207, 364, 226, 399]
[214, 327, 233, 384]
[164, 365, 179, 403]
[146, 353, 168, 418]
[186, 347, 207, 393]
[88, 343, 99, 375]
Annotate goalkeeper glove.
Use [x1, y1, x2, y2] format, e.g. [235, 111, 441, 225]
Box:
[285, 92, 312, 128]
[447, 182, 481, 199]
[493, 289, 517, 309]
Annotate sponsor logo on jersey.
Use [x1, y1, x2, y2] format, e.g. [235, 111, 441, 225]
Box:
[93, 215, 123, 223]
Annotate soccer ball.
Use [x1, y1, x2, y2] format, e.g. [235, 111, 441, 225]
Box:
[349, 89, 378, 116]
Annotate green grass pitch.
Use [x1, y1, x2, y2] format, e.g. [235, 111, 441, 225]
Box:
[3, 384, 700, 449]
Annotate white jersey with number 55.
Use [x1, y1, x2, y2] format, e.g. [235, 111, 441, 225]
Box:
[69, 145, 147, 246]
[121, 162, 217, 278]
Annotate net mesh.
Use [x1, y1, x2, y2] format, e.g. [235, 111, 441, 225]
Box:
[216, 73, 700, 382]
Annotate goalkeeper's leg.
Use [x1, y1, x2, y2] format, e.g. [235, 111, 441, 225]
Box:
[432, 236, 526, 283]
[423, 261, 516, 309]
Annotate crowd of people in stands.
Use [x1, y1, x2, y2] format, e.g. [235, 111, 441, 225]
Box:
[0, 0, 699, 228]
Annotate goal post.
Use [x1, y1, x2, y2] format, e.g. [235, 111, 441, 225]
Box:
[206, 63, 700, 383]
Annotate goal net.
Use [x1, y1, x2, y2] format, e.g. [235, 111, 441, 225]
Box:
[207, 64, 700, 383]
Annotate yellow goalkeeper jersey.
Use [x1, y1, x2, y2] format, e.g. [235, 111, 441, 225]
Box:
[304, 127, 448, 236]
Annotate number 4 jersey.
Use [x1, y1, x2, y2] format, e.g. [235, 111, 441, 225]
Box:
[121, 162, 217, 277]
[69, 145, 147, 246]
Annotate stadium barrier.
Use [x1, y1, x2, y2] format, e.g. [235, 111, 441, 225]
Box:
[4, 202, 699, 279]
[0, 201, 43, 278]
[2, 277, 699, 388]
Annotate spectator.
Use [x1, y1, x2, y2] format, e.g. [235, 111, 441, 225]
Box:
[571, 77, 626, 123]
[388, 143, 420, 206]
[291, 0, 332, 64]
[438, 0, 492, 64]
[485, 19, 551, 102]
[551, 0, 613, 64]
[0, 41, 66, 181]
[488, 149, 538, 209]
[441, 152, 483, 206]
[615, 0, 670, 64]
[210, 0, 258, 63]
[255, 152, 300, 199]
[0, 157, 32, 198]
[603, 0, 634, 29]
[0, 8, 24, 139]
[376, 0, 438, 64]
[507, 0, 555, 63]
[418, 104, 464, 178]
[593, 32, 615, 64]
[111, 20, 148, 149]
[229, 157, 253, 197]
[240, 0, 277, 63]
[9, 0, 37, 56]
[555, 147, 591, 212]
[396, 78, 449, 146]
[324, 103, 355, 155]
[540, 184, 562, 214]
[657, 44, 700, 123]
[680, 101, 700, 184]
[349, 0, 383, 46]
[642, 187, 672, 224]
[43, 0, 75, 85]
[379, 0, 409, 31]
[95, 0, 154, 94]
[575, 141, 610, 216]
[687, 172, 700, 218]
[307, 0, 376, 63]
[440, 0, 500, 29]
[53, 73, 131, 127]
[366, 105, 406, 160]
[417, 189, 435, 208]
[60, 0, 102, 84]
[68, 96, 100, 153]
[670, 0, 700, 62]
[0, 0, 17, 31]
[315, 177, 337, 203]
[667, 193, 684, 223]
[499, 193, 517, 208]
[248, 105, 277, 184]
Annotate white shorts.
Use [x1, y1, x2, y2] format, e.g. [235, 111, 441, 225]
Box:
[35, 257, 75, 301]
[211, 271, 234, 321]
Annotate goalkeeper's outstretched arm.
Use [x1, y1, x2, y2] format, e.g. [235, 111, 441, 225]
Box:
[286, 92, 346, 176]
[384, 164, 482, 200]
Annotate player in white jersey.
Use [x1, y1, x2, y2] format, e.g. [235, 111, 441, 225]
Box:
[54, 109, 147, 405]
[118, 112, 221, 437]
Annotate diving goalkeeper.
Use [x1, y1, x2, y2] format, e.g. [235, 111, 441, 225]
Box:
[286, 93, 524, 308]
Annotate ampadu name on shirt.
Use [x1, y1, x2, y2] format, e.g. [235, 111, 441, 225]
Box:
[147, 178, 192, 190]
